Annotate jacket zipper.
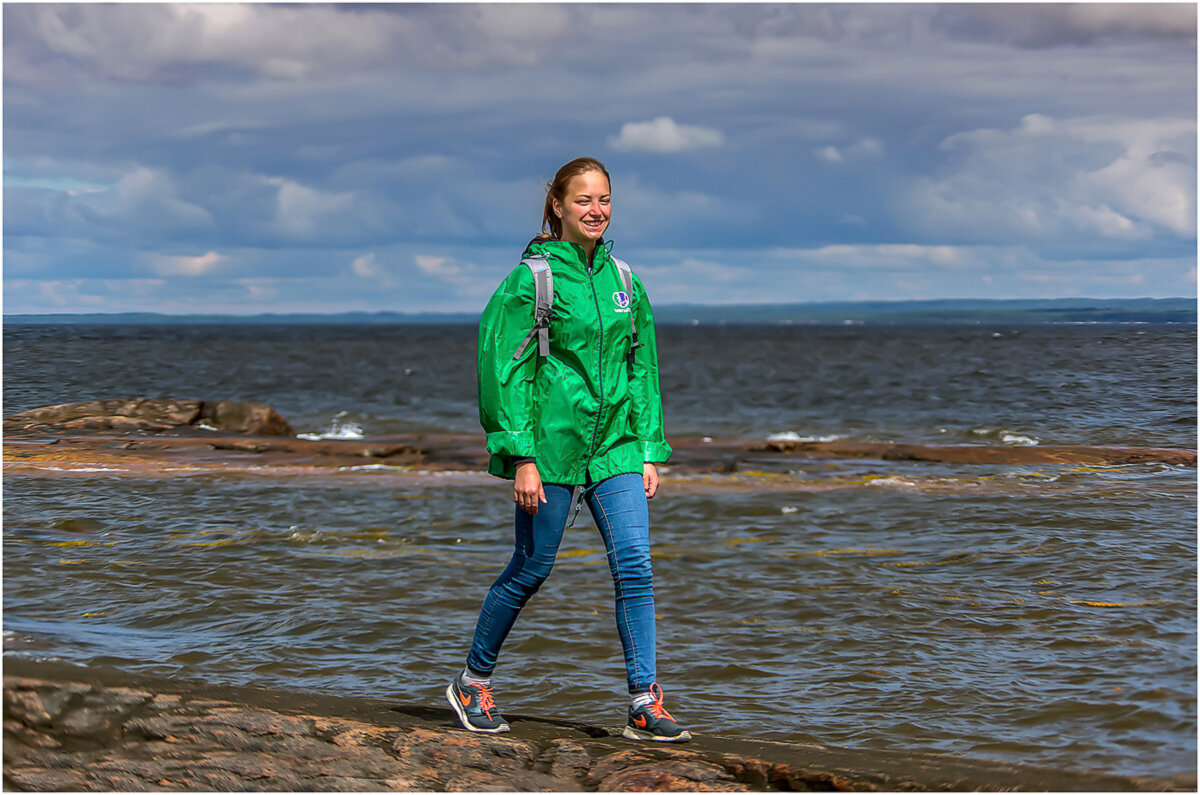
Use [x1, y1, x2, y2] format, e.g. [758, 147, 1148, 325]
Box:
[584, 258, 605, 479]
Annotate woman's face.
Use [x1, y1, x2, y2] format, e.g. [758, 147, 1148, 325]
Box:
[554, 170, 611, 249]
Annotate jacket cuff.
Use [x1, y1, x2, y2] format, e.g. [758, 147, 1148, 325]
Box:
[641, 440, 673, 464]
[486, 430, 536, 459]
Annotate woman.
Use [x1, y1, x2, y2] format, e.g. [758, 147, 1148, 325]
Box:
[446, 157, 689, 743]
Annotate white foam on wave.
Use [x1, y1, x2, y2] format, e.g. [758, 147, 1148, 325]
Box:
[867, 475, 920, 489]
[338, 464, 405, 472]
[298, 411, 365, 441]
[766, 431, 843, 443]
[970, 427, 1040, 446]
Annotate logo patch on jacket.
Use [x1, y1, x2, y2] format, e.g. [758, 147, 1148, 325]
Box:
[612, 291, 631, 312]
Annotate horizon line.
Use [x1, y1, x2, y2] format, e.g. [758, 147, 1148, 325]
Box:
[4, 295, 1195, 318]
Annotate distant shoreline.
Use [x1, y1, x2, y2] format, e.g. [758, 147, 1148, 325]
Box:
[4, 297, 1196, 325]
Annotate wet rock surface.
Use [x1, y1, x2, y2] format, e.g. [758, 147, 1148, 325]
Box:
[4, 399, 1195, 473]
[4, 399, 294, 437]
[3, 430, 1195, 483]
[3, 659, 1189, 792]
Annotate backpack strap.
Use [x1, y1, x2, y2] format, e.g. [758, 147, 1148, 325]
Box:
[512, 256, 554, 360]
[611, 257, 641, 361]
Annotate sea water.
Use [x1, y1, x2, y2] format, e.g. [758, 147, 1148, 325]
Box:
[3, 322, 1195, 777]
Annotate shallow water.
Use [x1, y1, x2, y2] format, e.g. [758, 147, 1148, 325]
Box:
[3, 322, 1196, 778]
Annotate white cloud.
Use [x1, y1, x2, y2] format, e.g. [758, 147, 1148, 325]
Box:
[264, 177, 355, 236]
[50, 165, 215, 238]
[815, 146, 843, 164]
[153, 250, 225, 277]
[235, 278, 279, 302]
[608, 117, 725, 153]
[814, 137, 883, 164]
[778, 244, 970, 270]
[903, 113, 1196, 245]
[3, 3, 583, 86]
[4, 4, 405, 84]
[414, 255, 457, 277]
[351, 252, 383, 279]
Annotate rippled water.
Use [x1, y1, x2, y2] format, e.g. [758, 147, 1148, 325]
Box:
[3, 322, 1196, 778]
[4, 323, 1195, 447]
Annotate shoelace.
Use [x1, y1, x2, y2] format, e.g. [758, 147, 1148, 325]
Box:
[474, 683, 498, 719]
[646, 682, 676, 721]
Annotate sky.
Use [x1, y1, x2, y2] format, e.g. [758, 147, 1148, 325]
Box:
[3, 2, 1197, 315]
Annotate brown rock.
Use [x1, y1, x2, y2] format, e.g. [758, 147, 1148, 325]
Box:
[598, 759, 745, 791]
[752, 438, 1198, 468]
[3, 398, 293, 437]
[773, 764, 863, 791]
[536, 737, 592, 779]
[4, 767, 91, 791]
[3, 659, 1186, 793]
[198, 401, 293, 436]
[57, 687, 151, 738]
[4, 679, 89, 727]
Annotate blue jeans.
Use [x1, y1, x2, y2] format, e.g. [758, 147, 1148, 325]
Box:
[465, 472, 657, 694]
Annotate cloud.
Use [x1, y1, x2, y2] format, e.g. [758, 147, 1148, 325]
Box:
[608, 117, 725, 153]
[351, 252, 383, 279]
[814, 137, 884, 164]
[3, 3, 581, 87]
[900, 113, 1196, 248]
[152, 250, 225, 277]
[2, 4, 1193, 314]
[815, 146, 843, 164]
[414, 255, 462, 279]
[806, 244, 967, 268]
[5, 164, 215, 245]
[3, 4, 405, 84]
[264, 177, 356, 237]
[931, 4, 1196, 49]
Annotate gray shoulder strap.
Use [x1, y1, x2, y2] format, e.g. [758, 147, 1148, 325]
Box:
[512, 256, 554, 360]
[611, 257, 640, 353]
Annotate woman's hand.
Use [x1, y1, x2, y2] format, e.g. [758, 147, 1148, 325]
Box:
[514, 461, 547, 515]
[643, 463, 660, 499]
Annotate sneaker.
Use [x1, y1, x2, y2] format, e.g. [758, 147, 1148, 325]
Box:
[446, 677, 510, 733]
[622, 683, 691, 743]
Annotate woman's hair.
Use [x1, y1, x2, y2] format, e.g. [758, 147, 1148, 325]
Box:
[540, 157, 611, 239]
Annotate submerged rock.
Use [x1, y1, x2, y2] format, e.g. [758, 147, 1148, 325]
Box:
[3, 398, 293, 437]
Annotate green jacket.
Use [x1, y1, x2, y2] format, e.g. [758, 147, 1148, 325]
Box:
[478, 238, 672, 485]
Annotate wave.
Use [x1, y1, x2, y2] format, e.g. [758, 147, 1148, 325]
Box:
[297, 411, 364, 441]
[969, 427, 1040, 446]
[766, 431, 845, 443]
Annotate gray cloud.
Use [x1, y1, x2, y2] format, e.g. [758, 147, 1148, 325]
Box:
[930, 3, 1196, 49]
[3, 3, 1194, 313]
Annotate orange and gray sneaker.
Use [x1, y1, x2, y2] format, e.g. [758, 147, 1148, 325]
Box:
[446, 677, 510, 733]
[622, 683, 691, 742]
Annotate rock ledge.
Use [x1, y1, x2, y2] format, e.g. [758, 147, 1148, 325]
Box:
[4, 399, 293, 436]
[3, 659, 1188, 792]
